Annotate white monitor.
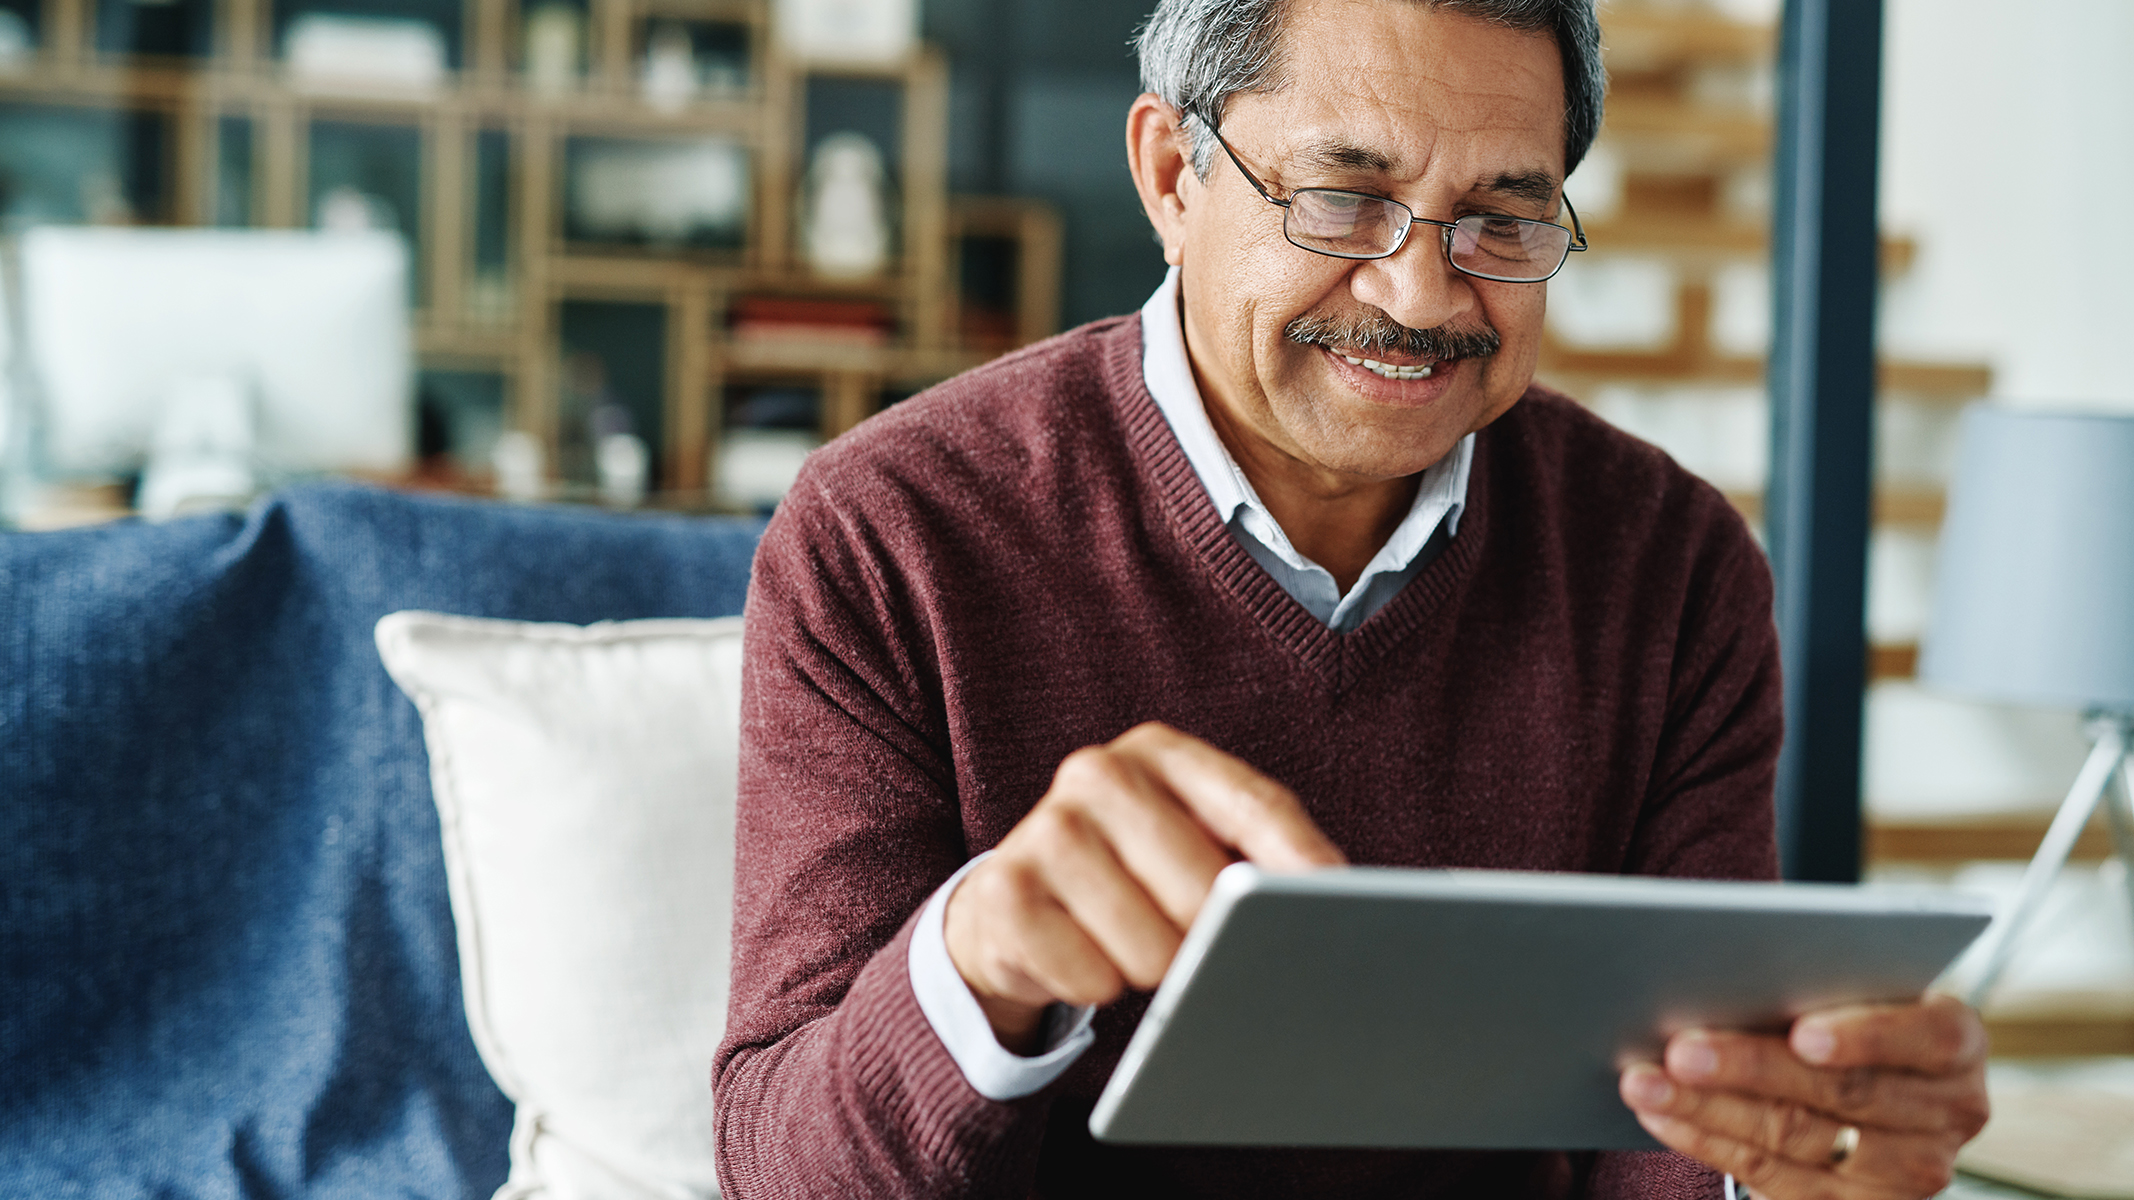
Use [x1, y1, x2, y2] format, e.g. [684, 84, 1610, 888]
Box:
[21, 227, 412, 479]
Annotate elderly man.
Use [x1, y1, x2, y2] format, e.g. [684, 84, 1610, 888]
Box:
[713, 0, 1989, 1196]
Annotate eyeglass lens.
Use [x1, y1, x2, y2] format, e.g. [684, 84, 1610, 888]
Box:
[1285, 189, 1572, 281]
[1285, 190, 1406, 256]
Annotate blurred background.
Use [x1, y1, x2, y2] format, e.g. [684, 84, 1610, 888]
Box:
[0, 0, 2128, 1095]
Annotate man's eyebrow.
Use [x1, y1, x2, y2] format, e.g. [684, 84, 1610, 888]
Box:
[1288, 140, 1397, 176]
[1478, 170, 1562, 207]
[1280, 144, 1562, 208]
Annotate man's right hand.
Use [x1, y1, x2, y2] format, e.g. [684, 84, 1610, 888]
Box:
[943, 721, 1345, 1052]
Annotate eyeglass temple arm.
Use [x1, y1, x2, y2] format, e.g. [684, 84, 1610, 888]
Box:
[1187, 107, 1291, 209]
[1563, 194, 1588, 252]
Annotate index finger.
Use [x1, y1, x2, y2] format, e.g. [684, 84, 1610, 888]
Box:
[1789, 993, 1987, 1075]
[1111, 722, 1345, 871]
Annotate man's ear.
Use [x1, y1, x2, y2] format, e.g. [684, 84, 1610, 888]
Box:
[1126, 93, 1194, 268]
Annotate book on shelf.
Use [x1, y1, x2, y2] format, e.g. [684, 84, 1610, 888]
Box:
[727, 295, 895, 348]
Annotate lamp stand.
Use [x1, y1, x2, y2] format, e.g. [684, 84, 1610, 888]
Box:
[1963, 711, 2134, 1008]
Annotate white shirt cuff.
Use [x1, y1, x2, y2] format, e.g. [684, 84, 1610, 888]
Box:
[907, 851, 1098, 1101]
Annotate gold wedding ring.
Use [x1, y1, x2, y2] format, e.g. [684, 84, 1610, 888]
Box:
[1828, 1124, 1861, 1167]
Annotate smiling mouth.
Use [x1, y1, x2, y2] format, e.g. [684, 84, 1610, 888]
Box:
[1286, 308, 1501, 383]
[1335, 351, 1437, 381]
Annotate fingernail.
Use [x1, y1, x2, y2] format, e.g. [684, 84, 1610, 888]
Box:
[1638, 1112, 1687, 1140]
[1794, 1022, 1837, 1064]
[1672, 1036, 1720, 1080]
[1623, 1067, 1674, 1107]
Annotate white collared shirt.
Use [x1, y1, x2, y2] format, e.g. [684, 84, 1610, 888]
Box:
[1138, 265, 1473, 632]
[906, 269, 1477, 1096]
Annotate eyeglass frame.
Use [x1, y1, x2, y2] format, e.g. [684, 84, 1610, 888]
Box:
[1189, 108, 1589, 283]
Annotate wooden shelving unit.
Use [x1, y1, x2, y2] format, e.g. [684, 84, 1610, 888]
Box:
[0, 0, 1061, 498]
[1540, 1, 1991, 684]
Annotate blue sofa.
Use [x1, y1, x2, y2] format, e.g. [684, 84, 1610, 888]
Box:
[2, 484, 764, 1198]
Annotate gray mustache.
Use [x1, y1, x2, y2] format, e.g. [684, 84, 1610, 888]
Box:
[1285, 310, 1502, 361]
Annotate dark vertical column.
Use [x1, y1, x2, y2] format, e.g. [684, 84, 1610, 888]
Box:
[1766, 0, 1883, 882]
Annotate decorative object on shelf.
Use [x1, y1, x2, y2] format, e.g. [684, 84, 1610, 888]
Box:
[1920, 405, 2134, 1005]
[565, 137, 747, 248]
[639, 21, 696, 113]
[283, 14, 447, 93]
[773, 0, 914, 66]
[79, 172, 135, 226]
[596, 432, 649, 507]
[714, 428, 815, 510]
[636, 20, 750, 111]
[314, 184, 398, 233]
[492, 430, 545, 501]
[799, 132, 892, 279]
[522, 0, 582, 95]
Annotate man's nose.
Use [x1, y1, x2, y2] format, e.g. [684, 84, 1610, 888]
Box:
[1345, 225, 1478, 334]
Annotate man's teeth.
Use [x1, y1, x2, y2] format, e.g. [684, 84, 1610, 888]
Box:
[1339, 353, 1435, 380]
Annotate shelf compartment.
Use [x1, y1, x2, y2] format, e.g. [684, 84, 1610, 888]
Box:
[464, 122, 513, 323]
[0, 99, 173, 224]
[416, 366, 508, 474]
[273, 0, 466, 74]
[95, 0, 214, 59]
[633, 14, 749, 110]
[560, 131, 747, 252]
[306, 116, 425, 301]
[556, 297, 667, 487]
[213, 112, 253, 225]
[793, 71, 903, 276]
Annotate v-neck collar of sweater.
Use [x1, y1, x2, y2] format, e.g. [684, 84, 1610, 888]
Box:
[1099, 315, 1493, 693]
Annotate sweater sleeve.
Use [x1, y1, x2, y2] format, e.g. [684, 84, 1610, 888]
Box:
[712, 474, 1053, 1198]
[1587, 1149, 1726, 1200]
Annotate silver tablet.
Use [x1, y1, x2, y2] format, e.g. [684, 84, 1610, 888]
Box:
[1088, 864, 1993, 1150]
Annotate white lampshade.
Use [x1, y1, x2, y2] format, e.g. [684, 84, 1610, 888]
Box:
[1920, 407, 2134, 712]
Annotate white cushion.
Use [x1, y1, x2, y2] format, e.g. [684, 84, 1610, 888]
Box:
[375, 611, 744, 1200]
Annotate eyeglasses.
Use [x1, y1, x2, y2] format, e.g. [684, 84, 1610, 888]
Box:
[1194, 112, 1588, 283]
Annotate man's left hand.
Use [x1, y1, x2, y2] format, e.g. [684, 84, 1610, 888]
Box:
[1618, 992, 1990, 1199]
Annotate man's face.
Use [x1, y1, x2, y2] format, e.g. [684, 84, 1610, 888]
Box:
[1172, 0, 1566, 485]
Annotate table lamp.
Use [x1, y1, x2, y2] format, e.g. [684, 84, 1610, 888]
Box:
[1918, 406, 2134, 1006]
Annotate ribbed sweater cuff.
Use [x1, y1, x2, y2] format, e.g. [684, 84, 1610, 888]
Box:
[850, 911, 1056, 1150]
[721, 908, 1055, 1197]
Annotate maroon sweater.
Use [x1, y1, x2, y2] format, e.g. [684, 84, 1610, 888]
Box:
[715, 315, 1781, 1199]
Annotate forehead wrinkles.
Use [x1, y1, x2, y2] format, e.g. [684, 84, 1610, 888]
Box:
[1253, 94, 1554, 199]
[1243, 0, 1565, 183]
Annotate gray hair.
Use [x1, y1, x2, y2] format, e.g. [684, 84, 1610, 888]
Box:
[1135, 0, 1605, 181]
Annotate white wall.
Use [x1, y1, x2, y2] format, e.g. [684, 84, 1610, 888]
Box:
[1880, 0, 2134, 410]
